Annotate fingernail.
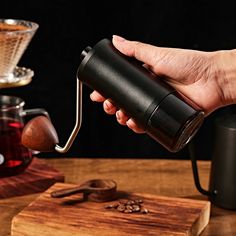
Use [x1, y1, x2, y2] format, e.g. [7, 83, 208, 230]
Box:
[116, 111, 120, 120]
[104, 100, 110, 110]
[112, 35, 126, 42]
[90, 93, 95, 101]
[126, 119, 132, 127]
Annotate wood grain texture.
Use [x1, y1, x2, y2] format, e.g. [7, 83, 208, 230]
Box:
[0, 158, 64, 199]
[44, 158, 210, 198]
[12, 182, 210, 236]
[1, 158, 236, 236]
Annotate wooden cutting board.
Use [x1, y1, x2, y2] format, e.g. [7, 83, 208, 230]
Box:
[12, 182, 210, 236]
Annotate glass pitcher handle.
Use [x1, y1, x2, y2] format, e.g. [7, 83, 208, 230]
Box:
[21, 108, 50, 119]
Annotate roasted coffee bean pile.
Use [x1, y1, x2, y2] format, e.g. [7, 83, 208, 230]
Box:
[104, 199, 149, 214]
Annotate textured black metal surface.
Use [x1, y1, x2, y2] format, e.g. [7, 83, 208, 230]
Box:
[77, 39, 204, 152]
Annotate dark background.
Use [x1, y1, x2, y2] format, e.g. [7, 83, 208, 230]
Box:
[1, 0, 236, 159]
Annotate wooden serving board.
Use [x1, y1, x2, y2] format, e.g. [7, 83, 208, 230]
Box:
[0, 158, 64, 199]
[12, 182, 210, 236]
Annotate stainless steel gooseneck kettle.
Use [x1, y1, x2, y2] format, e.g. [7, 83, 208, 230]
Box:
[22, 38, 205, 153]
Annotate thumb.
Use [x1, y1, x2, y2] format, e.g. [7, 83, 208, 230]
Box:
[112, 35, 160, 67]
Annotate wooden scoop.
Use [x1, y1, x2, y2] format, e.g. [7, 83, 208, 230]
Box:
[21, 116, 59, 152]
[50, 179, 117, 202]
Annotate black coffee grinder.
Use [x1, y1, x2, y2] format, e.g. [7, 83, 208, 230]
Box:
[22, 38, 204, 153]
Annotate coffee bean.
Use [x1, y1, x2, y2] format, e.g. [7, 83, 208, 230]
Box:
[126, 205, 133, 210]
[124, 209, 133, 213]
[127, 200, 135, 205]
[117, 204, 126, 212]
[132, 204, 141, 212]
[141, 208, 149, 214]
[104, 205, 114, 209]
[134, 199, 143, 204]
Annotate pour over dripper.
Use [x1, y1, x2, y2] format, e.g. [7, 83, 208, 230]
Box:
[0, 19, 38, 87]
[21, 38, 204, 154]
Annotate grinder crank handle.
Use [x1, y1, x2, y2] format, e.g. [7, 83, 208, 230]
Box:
[21, 78, 82, 153]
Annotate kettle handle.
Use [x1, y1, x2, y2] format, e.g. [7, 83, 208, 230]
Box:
[188, 141, 217, 197]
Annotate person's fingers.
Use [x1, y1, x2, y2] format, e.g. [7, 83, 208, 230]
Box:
[91, 89, 145, 133]
[112, 35, 200, 81]
[103, 99, 117, 115]
[126, 119, 145, 133]
[112, 35, 158, 67]
[116, 110, 129, 125]
[90, 91, 106, 102]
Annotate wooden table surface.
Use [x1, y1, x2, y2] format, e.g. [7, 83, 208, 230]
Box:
[1, 157, 236, 236]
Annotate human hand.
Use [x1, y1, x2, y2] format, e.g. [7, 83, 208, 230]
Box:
[90, 35, 235, 133]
